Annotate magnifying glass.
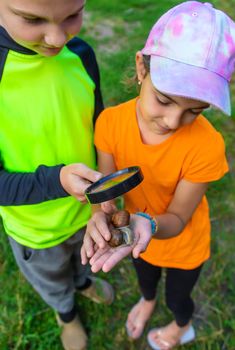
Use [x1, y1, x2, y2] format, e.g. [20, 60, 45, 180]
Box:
[85, 166, 143, 204]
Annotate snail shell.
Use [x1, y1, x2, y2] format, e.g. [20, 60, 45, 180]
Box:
[111, 210, 130, 228]
[108, 210, 132, 247]
[108, 228, 124, 247]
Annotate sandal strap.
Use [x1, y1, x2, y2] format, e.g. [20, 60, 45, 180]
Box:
[156, 336, 174, 349]
[148, 328, 178, 350]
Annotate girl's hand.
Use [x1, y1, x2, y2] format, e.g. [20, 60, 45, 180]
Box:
[83, 213, 153, 272]
[88, 244, 134, 273]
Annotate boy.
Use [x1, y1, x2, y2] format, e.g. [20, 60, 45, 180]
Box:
[0, 0, 114, 349]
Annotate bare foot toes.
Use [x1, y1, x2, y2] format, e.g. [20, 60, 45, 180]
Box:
[126, 297, 156, 339]
[147, 320, 194, 350]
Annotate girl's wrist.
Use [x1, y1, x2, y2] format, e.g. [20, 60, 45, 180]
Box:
[135, 212, 158, 235]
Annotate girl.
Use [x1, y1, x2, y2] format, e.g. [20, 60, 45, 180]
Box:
[81, 1, 235, 349]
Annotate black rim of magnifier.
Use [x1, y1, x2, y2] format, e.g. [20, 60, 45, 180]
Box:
[85, 166, 143, 204]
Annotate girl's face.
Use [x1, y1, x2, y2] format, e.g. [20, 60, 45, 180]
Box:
[136, 54, 210, 136]
[0, 0, 85, 56]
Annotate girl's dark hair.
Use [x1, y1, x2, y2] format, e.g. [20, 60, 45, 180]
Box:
[122, 55, 150, 91]
[143, 55, 150, 73]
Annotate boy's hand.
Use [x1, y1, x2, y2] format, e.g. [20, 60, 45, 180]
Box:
[82, 214, 152, 272]
[60, 163, 102, 202]
[81, 210, 112, 264]
[81, 201, 118, 265]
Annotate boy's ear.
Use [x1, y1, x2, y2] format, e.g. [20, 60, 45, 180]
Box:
[136, 51, 147, 82]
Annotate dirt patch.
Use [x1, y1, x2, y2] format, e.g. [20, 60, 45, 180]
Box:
[83, 13, 115, 39]
[83, 11, 141, 54]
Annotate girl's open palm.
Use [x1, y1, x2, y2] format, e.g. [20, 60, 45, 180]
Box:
[81, 214, 152, 272]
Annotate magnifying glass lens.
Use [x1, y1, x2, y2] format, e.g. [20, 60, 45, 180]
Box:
[85, 166, 143, 204]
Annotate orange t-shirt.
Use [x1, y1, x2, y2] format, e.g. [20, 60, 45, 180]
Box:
[95, 98, 229, 269]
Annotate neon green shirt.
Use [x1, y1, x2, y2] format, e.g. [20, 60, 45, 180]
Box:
[0, 36, 101, 248]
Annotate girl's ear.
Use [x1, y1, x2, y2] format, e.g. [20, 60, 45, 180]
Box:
[136, 51, 147, 83]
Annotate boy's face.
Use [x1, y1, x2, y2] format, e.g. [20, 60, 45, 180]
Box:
[0, 0, 85, 56]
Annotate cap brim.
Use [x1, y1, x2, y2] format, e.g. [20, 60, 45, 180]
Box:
[150, 56, 231, 116]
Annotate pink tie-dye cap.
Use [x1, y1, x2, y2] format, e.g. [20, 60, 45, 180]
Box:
[141, 1, 235, 115]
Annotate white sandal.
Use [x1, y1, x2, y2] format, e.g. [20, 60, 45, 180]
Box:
[147, 325, 195, 350]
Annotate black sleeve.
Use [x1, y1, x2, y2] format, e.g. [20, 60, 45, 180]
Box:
[0, 37, 103, 207]
[66, 37, 104, 123]
[0, 164, 69, 206]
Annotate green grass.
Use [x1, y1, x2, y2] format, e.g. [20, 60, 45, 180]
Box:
[1, 0, 235, 349]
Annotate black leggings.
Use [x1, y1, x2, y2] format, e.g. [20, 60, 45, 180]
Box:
[133, 257, 203, 327]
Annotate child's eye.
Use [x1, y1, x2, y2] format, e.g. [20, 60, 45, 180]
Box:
[190, 109, 203, 115]
[67, 13, 80, 21]
[23, 17, 43, 24]
[157, 97, 171, 106]
[66, 7, 84, 22]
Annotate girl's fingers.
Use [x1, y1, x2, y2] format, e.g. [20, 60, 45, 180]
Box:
[132, 235, 149, 258]
[91, 251, 113, 273]
[102, 246, 132, 272]
[89, 246, 110, 265]
[90, 245, 133, 273]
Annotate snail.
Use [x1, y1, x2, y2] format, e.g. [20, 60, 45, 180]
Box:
[108, 210, 134, 247]
[111, 210, 130, 228]
[108, 227, 125, 247]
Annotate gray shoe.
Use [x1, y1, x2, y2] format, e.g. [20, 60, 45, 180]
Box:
[56, 314, 87, 350]
[79, 276, 114, 305]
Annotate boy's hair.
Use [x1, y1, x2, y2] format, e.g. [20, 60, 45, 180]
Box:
[141, 1, 235, 115]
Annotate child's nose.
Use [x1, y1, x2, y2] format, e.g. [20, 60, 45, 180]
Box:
[44, 25, 68, 48]
[164, 111, 182, 130]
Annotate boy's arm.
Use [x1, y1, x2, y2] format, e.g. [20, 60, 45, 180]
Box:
[0, 163, 102, 205]
[0, 164, 66, 205]
[66, 37, 104, 123]
[81, 150, 117, 263]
